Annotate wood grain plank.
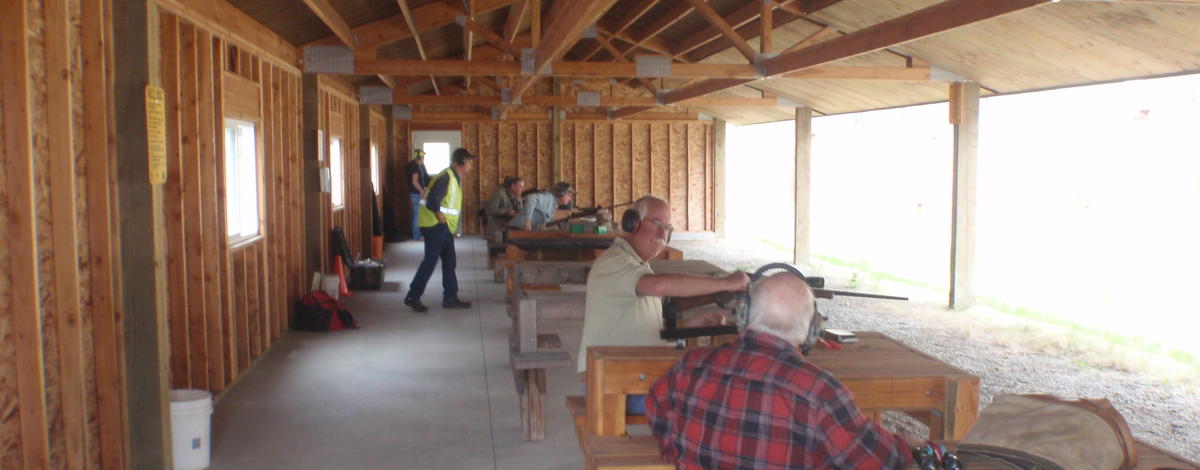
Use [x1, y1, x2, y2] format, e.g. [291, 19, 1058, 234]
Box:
[594, 124, 613, 208]
[536, 122, 551, 189]
[214, 36, 240, 385]
[649, 123, 668, 200]
[668, 123, 687, 228]
[686, 123, 705, 232]
[178, 23, 210, 391]
[612, 123, 632, 205]
[1, 0, 52, 464]
[197, 30, 226, 392]
[576, 123, 594, 208]
[84, 1, 126, 467]
[631, 123, 650, 199]
[161, 13, 191, 392]
[233, 252, 249, 371]
[44, 0, 89, 464]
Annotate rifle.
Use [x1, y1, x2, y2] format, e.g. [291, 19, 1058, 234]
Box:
[660, 264, 908, 341]
[545, 200, 635, 226]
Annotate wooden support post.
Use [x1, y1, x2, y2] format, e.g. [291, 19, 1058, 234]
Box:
[948, 82, 979, 309]
[713, 118, 727, 239]
[359, 104, 374, 254]
[112, 0, 171, 466]
[793, 107, 812, 265]
[552, 77, 563, 181]
[303, 74, 324, 279]
[384, 107, 396, 241]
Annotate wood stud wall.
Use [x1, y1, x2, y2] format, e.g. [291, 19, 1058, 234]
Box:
[0, 0, 125, 467]
[159, 11, 306, 398]
[320, 80, 366, 264]
[456, 120, 716, 235]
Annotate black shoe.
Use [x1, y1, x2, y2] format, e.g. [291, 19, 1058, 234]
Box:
[404, 297, 428, 313]
[442, 299, 472, 309]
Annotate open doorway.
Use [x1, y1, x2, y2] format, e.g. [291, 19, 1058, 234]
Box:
[412, 130, 462, 175]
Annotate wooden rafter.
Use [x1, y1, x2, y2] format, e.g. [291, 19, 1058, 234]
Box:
[761, 0, 772, 53]
[780, 25, 837, 55]
[611, 106, 655, 119]
[305, 0, 516, 49]
[685, 0, 757, 62]
[678, 0, 843, 61]
[579, 0, 660, 60]
[502, 0, 620, 115]
[661, 0, 1050, 105]
[396, 0, 439, 95]
[531, 0, 541, 47]
[299, 0, 357, 48]
[459, 16, 524, 57]
[503, 0, 528, 44]
[594, 32, 657, 93]
[464, 0, 474, 89]
[353, 58, 934, 81]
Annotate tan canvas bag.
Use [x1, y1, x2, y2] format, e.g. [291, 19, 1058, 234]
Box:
[957, 394, 1137, 470]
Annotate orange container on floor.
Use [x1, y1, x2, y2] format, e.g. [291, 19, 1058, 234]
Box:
[372, 235, 383, 259]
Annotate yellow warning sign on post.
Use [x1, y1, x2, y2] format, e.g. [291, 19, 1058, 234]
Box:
[145, 85, 167, 184]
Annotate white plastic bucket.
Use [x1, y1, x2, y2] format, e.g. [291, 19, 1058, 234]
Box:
[169, 389, 212, 470]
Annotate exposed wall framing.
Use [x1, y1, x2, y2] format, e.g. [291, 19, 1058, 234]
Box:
[453, 119, 716, 235]
[320, 77, 365, 263]
[0, 0, 125, 467]
[159, 11, 305, 397]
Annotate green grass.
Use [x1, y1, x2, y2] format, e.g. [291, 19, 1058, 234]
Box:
[801, 248, 1200, 375]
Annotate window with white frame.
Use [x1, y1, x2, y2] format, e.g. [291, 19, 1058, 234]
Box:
[224, 119, 261, 242]
[423, 142, 450, 174]
[370, 143, 381, 196]
[330, 136, 345, 209]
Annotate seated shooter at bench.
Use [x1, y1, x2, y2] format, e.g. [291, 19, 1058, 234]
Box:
[646, 272, 917, 469]
[576, 195, 749, 413]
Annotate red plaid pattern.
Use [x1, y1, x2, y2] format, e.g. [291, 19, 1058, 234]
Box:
[646, 330, 911, 469]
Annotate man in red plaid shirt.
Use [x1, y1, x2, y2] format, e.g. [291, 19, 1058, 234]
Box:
[646, 273, 914, 469]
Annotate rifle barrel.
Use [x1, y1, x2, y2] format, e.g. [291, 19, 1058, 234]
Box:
[813, 289, 908, 301]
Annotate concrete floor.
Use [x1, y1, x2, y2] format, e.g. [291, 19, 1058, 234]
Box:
[210, 237, 586, 469]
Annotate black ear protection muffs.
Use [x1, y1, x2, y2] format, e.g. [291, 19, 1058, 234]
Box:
[736, 263, 827, 355]
[621, 208, 641, 233]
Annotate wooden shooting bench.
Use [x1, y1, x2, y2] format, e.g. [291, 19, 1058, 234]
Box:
[573, 343, 1199, 470]
[575, 334, 980, 469]
[505, 257, 720, 298]
[505, 259, 725, 441]
[498, 230, 684, 290]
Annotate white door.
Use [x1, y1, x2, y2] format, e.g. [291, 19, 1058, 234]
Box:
[411, 130, 463, 174]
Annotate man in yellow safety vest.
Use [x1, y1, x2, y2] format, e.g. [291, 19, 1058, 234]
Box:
[404, 148, 476, 312]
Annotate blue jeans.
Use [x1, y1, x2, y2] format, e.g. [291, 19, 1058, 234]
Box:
[409, 193, 423, 240]
[581, 385, 646, 415]
[406, 223, 458, 303]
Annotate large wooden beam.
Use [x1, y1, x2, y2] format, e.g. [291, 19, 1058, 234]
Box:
[390, 93, 780, 107]
[157, 0, 299, 70]
[300, 0, 357, 48]
[684, 0, 757, 62]
[664, 0, 1049, 104]
[762, 0, 1048, 76]
[354, 58, 932, 80]
[594, 32, 657, 93]
[793, 107, 812, 265]
[949, 82, 979, 309]
[307, 0, 516, 49]
[504, 0, 620, 113]
[113, 0, 171, 467]
[761, 0, 773, 54]
[463, 0, 474, 89]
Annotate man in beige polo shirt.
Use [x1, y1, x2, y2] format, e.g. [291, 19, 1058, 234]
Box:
[577, 196, 750, 381]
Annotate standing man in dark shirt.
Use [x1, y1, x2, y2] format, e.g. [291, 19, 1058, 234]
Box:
[404, 148, 475, 312]
[405, 148, 430, 240]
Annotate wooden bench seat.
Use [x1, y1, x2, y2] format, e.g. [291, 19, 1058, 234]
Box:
[586, 435, 670, 470]
[566, 395, 648, 450]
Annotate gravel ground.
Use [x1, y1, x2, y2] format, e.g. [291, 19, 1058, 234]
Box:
[669, 238, 1200, 462]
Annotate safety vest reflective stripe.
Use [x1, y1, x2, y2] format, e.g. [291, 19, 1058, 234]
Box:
[418, 200, 460, 216]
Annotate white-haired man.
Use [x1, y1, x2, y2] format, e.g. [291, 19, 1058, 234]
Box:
[577, 195, 750, 413]
[645, 272, 914, 469]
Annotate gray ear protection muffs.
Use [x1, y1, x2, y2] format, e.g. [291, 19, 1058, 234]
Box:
[736, 263, 827, 355]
